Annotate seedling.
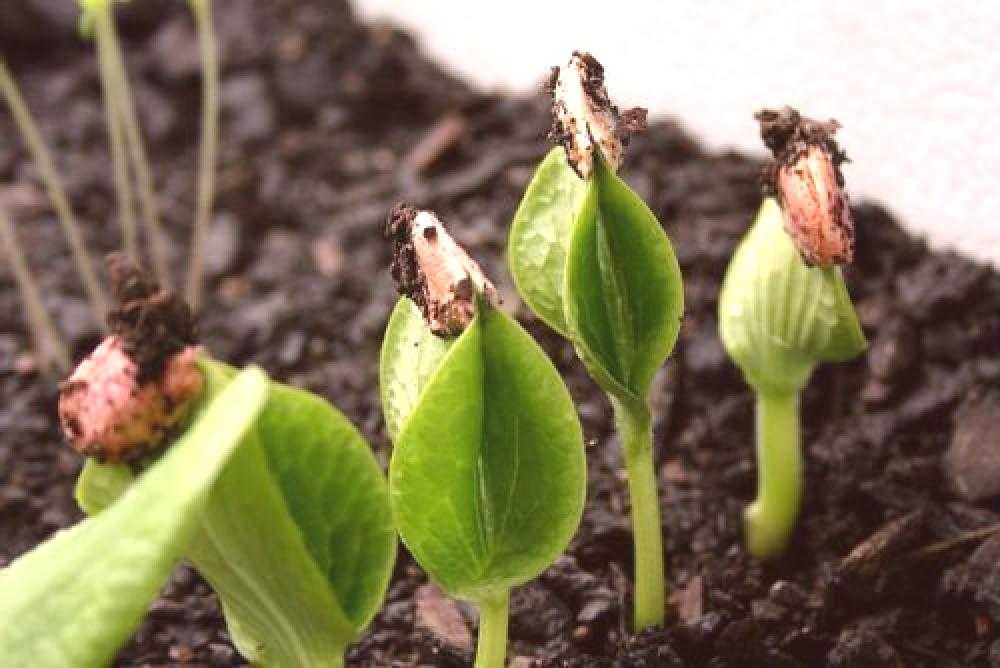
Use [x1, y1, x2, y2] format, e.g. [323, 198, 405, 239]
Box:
[507, 52, 683, 630]
[718, 107, 867, 559]
[381, 205, 587, 667]
[1, 259, 396, 667]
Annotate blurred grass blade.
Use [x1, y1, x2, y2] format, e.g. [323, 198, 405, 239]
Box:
[0, 58, 107, 324]
[92, 4, 138, 264]
[0, 206, 70, 372]
[99, 5, 172, 288]
[185, 0, 220, 310]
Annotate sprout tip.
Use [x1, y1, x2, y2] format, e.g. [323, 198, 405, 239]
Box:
[385, 204, 497, 337]
[58, 256, 202, 463]
[755, 106, 854, 267]
[548, 51, 646, 179]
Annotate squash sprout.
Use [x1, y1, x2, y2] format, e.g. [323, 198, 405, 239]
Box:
[382, 204, 586, 667]
[508, 52, 679, 631]
[718, 107, 867, 559]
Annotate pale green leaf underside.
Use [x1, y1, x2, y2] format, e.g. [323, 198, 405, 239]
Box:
[380, 297, 452, 441]
[718, 197, 867, 394]
[389, 306, 586, 601]
[564, 155, 684, 402]
[0, 367, 268, 668]
[508, 147, 588, 337]
[78, 359, 396, 665]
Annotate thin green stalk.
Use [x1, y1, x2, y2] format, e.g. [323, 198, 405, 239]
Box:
[474, 589, 510, 668]
[0, 58, 107, 324]
[614, 398, 666, 631]
[101, 7, 172, 288]
[744, 391, 802, 559]
[92, 5, 138, 264]
[185, 0, 220, 311]
[0, 206, 70, 372]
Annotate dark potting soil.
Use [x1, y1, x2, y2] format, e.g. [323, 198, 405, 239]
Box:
[3, 1, 1000, 666]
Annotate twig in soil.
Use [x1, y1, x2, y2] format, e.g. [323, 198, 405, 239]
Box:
[0, 58, 108, 324]
[839, 509, 926, 578]
[903, 522, 1000, 563]
[400, 112, 467, 176]
[184, 0, 220, 311]
[0, 205, 70, 372]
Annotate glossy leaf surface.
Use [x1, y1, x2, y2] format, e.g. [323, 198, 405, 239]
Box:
[507, 147, 588, 337]
[0, 367, 268, 668]
[388, 306, 586, 601]
[564, 155, 684, 401]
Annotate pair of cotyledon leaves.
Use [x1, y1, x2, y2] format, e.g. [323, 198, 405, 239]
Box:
[718, 197, 866, 395]
[0, 359, 395, 667]
[378, 147, 683, 603]
[509, 147, 684, 411]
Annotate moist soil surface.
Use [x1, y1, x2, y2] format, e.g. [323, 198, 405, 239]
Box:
[3, 2, 1000, 666]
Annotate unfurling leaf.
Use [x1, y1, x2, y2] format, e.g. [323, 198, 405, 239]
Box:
[0, 366, 268, 668]
[718, 197, 867, 395]
[78, 359, 396, 665]
[564, 155, 684, 402]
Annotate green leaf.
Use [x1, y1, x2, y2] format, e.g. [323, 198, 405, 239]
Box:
[563, 155, 684, 401]
[507, 147, 588, 337]
[0, 367, 268, 668]
[253, 380, 396, 631]
[718, 198, 867, 394]
[77, 360, 397, 665]
[388, 305, 586, 601]
[380, 297, 452, 440]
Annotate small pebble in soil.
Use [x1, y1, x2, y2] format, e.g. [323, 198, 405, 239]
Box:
[945, 388, 1000, 502]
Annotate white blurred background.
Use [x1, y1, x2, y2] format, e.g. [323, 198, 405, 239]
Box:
[353, 1, 999, 267]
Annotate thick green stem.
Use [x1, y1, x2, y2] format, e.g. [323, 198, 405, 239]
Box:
[185, 0, 220, 311]
[614, 398, 665, 631]
[745, 391, 802, 559]
[474, 589, 509, 668]
[0, 58, 107, 323]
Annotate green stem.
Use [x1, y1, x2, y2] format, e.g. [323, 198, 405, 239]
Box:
[0, 58, 108, 323]
[185, 0, 220, 311]
[744, 391, 802, 559]
[0, 205, 69, 372]
[614, 398, 665, 631]
[93, 5, 138, 263]
[474, 589, 509, 668]
[103, 10, 172, 288]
